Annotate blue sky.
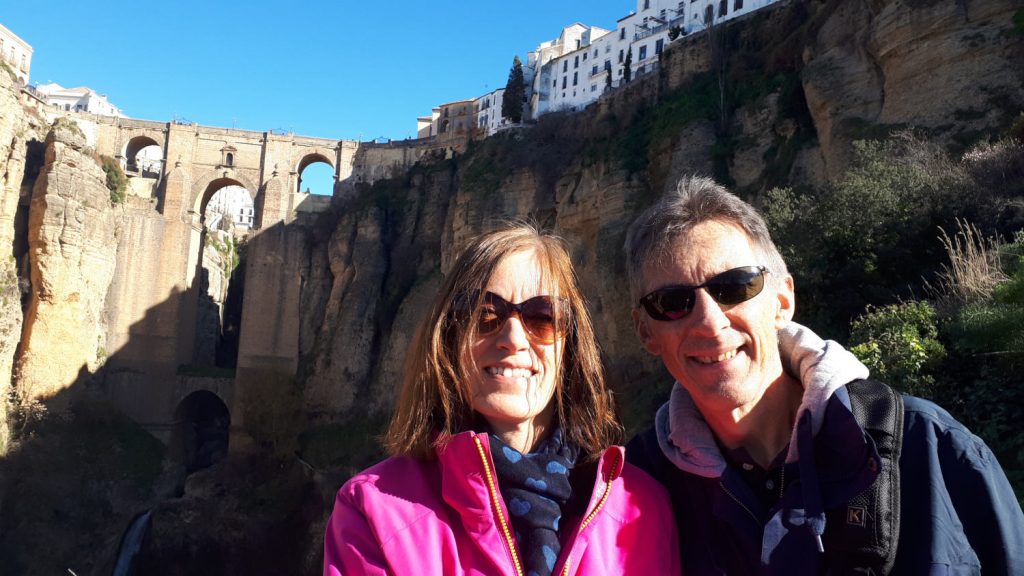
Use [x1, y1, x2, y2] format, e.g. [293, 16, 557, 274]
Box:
[5, 0, 632, 142]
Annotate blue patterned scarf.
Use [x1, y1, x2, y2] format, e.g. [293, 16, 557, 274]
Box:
[489, 429, 579, 576]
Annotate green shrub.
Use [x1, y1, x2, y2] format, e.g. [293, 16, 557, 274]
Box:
[849, 301, 946, 398]
[100, 155, 127, 204]
[946, 231, 1024, 356]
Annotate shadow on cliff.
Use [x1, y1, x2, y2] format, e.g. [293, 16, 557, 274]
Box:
[0, 216, 346, 576]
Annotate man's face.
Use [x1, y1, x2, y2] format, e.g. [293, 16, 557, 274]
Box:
[631, 220, 794, 414]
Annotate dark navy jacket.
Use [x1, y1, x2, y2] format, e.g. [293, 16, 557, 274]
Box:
[627, 390, 1024, 574]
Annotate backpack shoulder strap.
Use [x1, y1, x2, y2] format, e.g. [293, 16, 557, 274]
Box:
[824, 378, 904, 575]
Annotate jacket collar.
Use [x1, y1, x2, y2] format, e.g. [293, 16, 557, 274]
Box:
[435, 430, 623, 534]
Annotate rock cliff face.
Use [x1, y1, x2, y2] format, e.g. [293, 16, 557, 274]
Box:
[16, 119, 121, 401]
[302, 0, 1024, 430]
[801, 0, 1023, 177]
[0, 68, 46, 451]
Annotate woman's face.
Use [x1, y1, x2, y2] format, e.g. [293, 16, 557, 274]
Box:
[466, 248, 563, 437]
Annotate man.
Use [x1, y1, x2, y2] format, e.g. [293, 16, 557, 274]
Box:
[624, 176, 1024, 574]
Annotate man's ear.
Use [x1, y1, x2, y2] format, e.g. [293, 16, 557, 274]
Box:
[632, 307, 662, 355]
[774, 274, 795, 329]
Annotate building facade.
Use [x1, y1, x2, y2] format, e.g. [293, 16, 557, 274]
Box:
[0, 23, 33, 84]
[34, 83, 124, 117]
[474, 87, 507, 136]
[415, 0, 780, 135]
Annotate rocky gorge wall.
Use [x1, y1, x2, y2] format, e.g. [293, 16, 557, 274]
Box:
[302, 0, 1024, 433]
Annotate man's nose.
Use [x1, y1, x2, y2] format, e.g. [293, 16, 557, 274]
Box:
[688, 288, 730, 335]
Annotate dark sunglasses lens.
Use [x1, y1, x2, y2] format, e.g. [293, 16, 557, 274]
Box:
[477, 295, 508, 336]
[648, 287, 696, 320]
[707, 267, 765, 305]
[519, 297, 562, 342]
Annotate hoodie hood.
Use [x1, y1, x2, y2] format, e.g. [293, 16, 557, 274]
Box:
[656, 321, 869, 478]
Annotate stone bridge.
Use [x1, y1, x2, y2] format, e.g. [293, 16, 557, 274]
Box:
[66, 114, 444, 458]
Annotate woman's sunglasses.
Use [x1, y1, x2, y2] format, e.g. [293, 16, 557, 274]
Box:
[454, 291, 571, 344]
[638, 265, 768, 321]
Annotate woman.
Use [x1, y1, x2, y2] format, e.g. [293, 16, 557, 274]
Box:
[324, 223, 680, 576]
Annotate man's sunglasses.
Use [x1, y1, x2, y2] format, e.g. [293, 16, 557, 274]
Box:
[454, 292, 571, 344]
[638, 265, 769, 321]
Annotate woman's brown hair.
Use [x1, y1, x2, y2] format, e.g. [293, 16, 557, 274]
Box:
[382, 222, 622, 462]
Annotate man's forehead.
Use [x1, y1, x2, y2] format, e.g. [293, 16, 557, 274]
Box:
[639, 223, 757, 281]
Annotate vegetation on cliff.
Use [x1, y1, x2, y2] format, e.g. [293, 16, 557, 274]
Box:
[762, 132, 1024, 501]
[100, 154, 128, 204]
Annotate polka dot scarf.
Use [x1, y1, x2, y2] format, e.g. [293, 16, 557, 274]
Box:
[489, 428, 579, 576]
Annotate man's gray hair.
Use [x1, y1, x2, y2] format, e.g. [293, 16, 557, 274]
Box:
[624, 175, 789, 302]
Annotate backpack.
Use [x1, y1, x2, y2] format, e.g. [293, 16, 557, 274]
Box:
[823, 378, 904, 575]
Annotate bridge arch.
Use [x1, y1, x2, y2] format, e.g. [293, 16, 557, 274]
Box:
[173, 390, 230, 473]
[295, 151, 334, 175]
[295, 151, 336, 196]
[190, 170, 260, 218]
[123, 135, 163, 173]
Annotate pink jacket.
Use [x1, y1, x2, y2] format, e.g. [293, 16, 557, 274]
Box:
[324, 430, 681, 575]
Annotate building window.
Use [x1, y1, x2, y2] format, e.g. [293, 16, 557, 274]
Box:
[553, 79, 557, 87]
[618, 49, 624, 63]
[574, 55, 579, 68]
[575, 39, 580, 49]
[594, 49, 598, 57]
[583, 52, 587, 61]
[705, 4, 714, 23]
[734, 0, 743, 9]
[656, 39, 664, 55]
[562, 76, 567, 89]
[719, 0, 727, 17]
[592, 64, 598, 75]
[573, 71, 578, 86]
[591, 84, 597, 92]
[644, 0, 650, 9]
[563, 60, 568, 72]
[639, 45, 647, 60]
[620, 27, 625, 40]
[604, 60, 611, 71]
[226, 153, 234, 166]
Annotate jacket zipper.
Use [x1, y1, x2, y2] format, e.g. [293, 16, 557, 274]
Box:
[474, 436, 524, 576]
[719, 480, 760, 524]
[560, 451, 621, 576]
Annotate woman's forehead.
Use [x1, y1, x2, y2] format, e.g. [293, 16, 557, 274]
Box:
[485, 248, 560, 296]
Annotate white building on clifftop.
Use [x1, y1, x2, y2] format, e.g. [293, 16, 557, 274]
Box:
[414, 0, 781, 135]
[0, 23, 33, 84]
[34, 83, 124, 117]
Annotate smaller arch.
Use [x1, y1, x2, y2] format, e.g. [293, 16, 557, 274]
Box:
[296, 152, 336, 196]
[173, 390, 230, 473]
[124, 135, 162, 173]
[295, 151, 334, 175]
